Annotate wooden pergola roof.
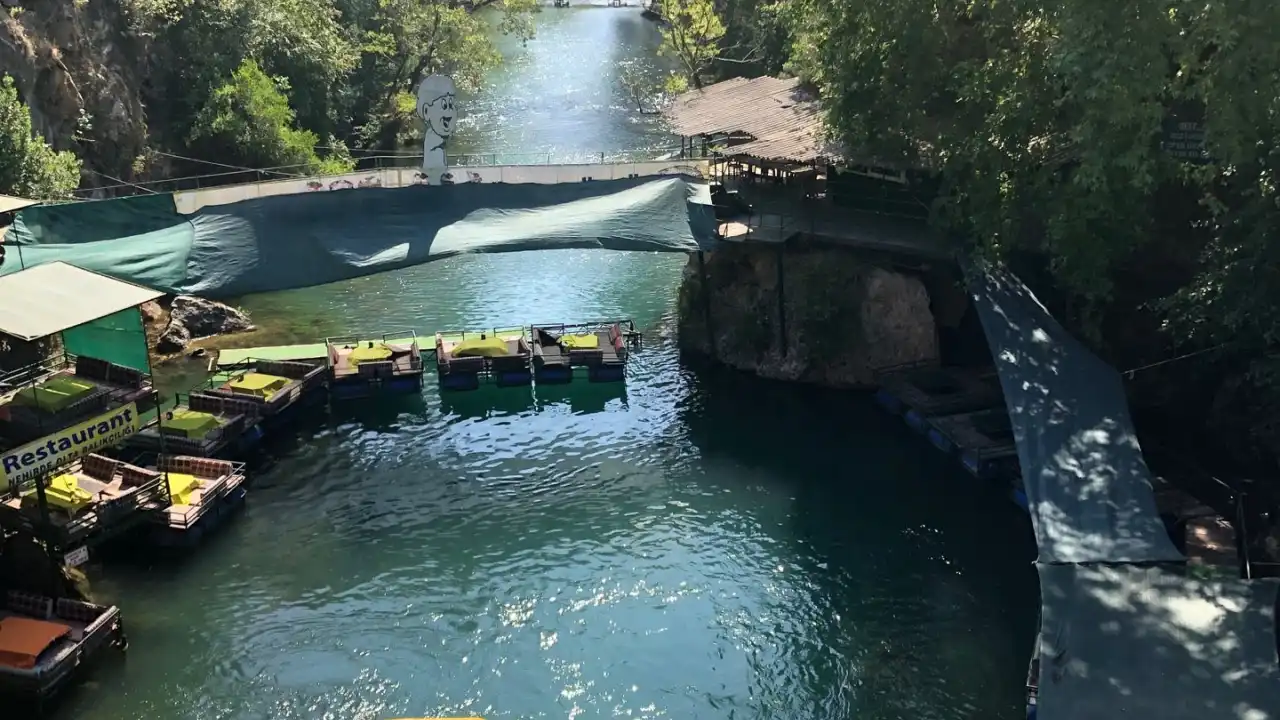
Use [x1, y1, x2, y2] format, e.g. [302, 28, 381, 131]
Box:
[664, 76, 831, 163]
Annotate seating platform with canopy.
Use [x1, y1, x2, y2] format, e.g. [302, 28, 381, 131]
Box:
[0, 262, 172, 553]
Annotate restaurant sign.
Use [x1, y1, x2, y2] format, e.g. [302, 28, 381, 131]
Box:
[2, 403, 139, 489]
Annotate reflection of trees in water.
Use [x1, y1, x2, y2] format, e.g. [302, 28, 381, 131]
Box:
[679, 361, 1039, 718]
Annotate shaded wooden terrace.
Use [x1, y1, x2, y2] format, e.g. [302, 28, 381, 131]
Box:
[665, 77, 949, 262]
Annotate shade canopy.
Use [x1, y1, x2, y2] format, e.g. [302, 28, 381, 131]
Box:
[0, 261, 163, 341]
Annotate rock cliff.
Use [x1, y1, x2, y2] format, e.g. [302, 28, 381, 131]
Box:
[677, 242, 941, 387]
[1, 1, 152, 187]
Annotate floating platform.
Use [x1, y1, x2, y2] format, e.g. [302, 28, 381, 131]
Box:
[199, 358, 328, 431]
[436, 327, 531, 391]
[873, 364, 1027, 512]
[926, 408, 1019, 480]
[873, 365, 1003, 433]
[325, 331, 425, 400]
[435, 321, 640, 391]
[531, 321, 636, 385]
[127, 390, 266, 459]
[0, 590, 125, 709]
[0, 354, 156, 445]
[148, 455, 249, 548]
[0, 453, 170, 551]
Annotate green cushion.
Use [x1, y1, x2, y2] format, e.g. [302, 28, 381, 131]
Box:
[167, 410, 222, 438]
[12, 377, 96, 412]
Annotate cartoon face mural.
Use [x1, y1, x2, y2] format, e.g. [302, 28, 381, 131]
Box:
[417, 74, 457, 185]
[418, 75, 457, 139]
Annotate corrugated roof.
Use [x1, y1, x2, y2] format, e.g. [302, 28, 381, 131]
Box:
[0, 194, 39, 214]
[665, 76, 831, 163]
[0, 262, 163, 341]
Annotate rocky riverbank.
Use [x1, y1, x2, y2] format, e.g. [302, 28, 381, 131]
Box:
[142, 295, 255, 361]
[675, 242, 951, 387]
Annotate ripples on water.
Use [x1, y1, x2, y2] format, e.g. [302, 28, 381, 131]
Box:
[450, 7, 678, 160]
[60, 251, 1038, 720]
[58, 9, 1033, 720]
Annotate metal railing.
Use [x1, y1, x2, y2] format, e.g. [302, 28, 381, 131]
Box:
[0, 472, 169, 549]
[163, 460, 247, 529]
[71, 146, 685, 200]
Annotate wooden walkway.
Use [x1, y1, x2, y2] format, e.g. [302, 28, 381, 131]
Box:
[716, 180, 950, 261]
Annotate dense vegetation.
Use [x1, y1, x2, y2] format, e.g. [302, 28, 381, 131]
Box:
[3, 0, 1277, 465]
[1, 0, 534, 197]
[0, 76, 82, 199]
[654, 0, 1280, 467]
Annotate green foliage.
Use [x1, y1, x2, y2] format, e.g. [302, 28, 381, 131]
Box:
[659, 0, 725, 89]
[189, 60, 354, 174]
[120, 0, 535, 168]
[785, 0, 1280, 352]
[0, 76, 81, 199]
[617, 59, 671, 114]
[340, 0, 531, 147]
[715, 0, 790, 77]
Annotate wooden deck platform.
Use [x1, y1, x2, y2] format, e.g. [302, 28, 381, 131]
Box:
[878, 366, 1004, 424]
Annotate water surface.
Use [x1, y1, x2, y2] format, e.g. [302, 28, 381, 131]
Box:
[57, 10, 1038, 720]
[63, 251, 1037, 720]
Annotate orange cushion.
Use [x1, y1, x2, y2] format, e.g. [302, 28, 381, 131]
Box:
[0, 616, 72, 669]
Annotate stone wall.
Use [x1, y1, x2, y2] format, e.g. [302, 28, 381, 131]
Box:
[676, 242, 942, 387]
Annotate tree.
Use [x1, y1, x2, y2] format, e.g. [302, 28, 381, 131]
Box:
[783, 0, 1280, 458]
[0, 76, 81, 199]
[189, 60, 354, 175]
[659, 0, 726, 91]
[341, 0, 536, 148]
[617, 60, 668, 115]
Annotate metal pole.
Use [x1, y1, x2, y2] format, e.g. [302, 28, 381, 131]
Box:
[698, 251, 716, 360]
[776, 245, 788, 357]
[134, 306, 171, 502]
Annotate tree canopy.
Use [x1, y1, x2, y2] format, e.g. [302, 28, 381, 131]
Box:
[0, 76, 82, 200]
[15, 0, 537, 188]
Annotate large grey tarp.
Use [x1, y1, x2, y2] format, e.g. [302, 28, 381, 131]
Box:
[1036, 564, 1280, 720]
[4, 176, 716, 298]
[969, 264, 1185, 564]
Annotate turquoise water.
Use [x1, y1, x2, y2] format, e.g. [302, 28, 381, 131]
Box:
[449, 6, 678, 161]
[55, 9, 1038, 720]
[60, 251, 1038, 720]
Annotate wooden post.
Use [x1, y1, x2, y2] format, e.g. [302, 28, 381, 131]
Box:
[698, 251, 716, 359]
[776, 244, 788, 357]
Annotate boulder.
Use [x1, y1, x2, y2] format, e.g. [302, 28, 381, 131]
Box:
[168, 295, 254, 338]
[156, 321, 191, 354]
[156, 296, 254, 354]
[139, 300, 165, 325]
[676, 243, 940, 387]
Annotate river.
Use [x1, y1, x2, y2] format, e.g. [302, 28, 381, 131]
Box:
[55, 8, 1038, 720]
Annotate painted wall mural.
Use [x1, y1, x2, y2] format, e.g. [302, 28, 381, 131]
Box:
[417, 74, 458, 186]
[304, 176, 383, 192]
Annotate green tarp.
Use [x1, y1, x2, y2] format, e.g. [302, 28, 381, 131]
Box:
[62, 307, 151, 373]
[4, 177, 717, 298]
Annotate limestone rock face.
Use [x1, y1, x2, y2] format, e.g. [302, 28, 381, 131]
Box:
[155, 321, 191, 355]
[676, 243, 940, 387]
[156, 296, 253, 353]
[0, 2, 152, 189]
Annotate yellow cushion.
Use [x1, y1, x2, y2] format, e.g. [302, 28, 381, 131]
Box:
[226, 372, 290, 398]
[22, 474, 94, 513]
[349, 343, 393, 364]
[452, 337, 510, 358]
[562, 334, 599, 349]
[165, 472, 201, 506]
